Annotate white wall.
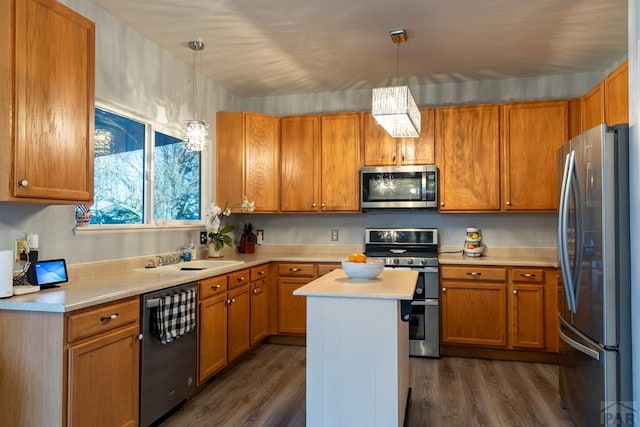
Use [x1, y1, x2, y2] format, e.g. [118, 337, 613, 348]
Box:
[0, 0, 613, 268]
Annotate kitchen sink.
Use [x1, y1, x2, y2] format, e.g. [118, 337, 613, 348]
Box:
[134, 259, 244, 274]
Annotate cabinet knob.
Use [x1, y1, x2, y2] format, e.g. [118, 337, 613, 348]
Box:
[257, 270, 265, 276]
[211, 284, 220, 290]
[440, 202, 444, 207]
[321, 203, 326, 208]
[19, 179, 29, 187]
[506, 201, 511, 206]
[442, 287, 446, 292]
[513, 290, 518, 294]
[138, 334, 143, 341]
[236, 277, 245, 282]
[231, 298, 236, 303]
[312, 203, 317, 207]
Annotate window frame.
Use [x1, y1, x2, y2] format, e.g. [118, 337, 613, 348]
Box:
[77, 102, 207, 232]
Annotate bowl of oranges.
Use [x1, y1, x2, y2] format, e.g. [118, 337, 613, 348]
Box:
[341, 253, 384, 280]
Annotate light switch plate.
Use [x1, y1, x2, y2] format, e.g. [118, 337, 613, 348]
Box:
[331, 229, 339, 241]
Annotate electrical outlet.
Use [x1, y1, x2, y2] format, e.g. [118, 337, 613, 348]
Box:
[256, 229, 264, 244]
[199, 231, 208, 245]
[331, 229, 339, 241]
[15, 239, 27, 262]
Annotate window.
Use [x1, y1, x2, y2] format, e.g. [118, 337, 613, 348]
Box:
[91, 106, 202, 226]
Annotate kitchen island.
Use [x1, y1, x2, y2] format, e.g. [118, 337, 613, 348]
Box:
[294, 268, 417, 427]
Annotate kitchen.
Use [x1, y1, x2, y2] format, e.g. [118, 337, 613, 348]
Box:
[0, 0, 638, 426]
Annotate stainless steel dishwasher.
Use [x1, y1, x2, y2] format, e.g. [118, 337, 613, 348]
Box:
[140, 282, 197, 427]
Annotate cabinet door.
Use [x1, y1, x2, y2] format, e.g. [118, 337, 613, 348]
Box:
[278, 278, 308, 334]
[501, 101, 568, 211]
[280, 115, 321, 211]
[441, 282, 507, 346]
[400, 108, 436, 165]
[436, 105, 500, 211]
[251, 280, 268, 345]
[510, 284, 545, 349]
[198, 294, 227, 384]
[582, 81, 604, 132]
[363, 113, 398, 166]
[604, 61, 628, 126]
[216, 112, 244, 206]
[67, 323, 139, 427]
[227, 285, 250, 362]
[10, 0, 94, 202]
[244, 113, 280, 212]
[320, 113, 361, 211]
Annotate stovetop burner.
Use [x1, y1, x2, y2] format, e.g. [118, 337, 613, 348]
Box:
[364, 228, 439, 267]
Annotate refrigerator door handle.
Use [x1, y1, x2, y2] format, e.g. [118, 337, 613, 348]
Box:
[559, 328, 600, 361]
[570, 154, 584, 312]
[559, 151, 577, 312]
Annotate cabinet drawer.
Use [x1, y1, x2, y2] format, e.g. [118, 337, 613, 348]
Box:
[440, 266, 506, 281]
[511, 268, 544, 283]
[278, 263, 316, 277]
[250, 265, 269, 282]
[317, 263, 341, 276]
[199, 275, 228, 300]
[228, 268, 250, 289]
[67, 298, 139, 343]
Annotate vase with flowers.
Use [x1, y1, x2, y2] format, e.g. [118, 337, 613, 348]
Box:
[205, 197, 255, 258]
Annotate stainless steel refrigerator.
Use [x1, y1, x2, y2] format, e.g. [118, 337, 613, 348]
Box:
[557, 124, 632, 427]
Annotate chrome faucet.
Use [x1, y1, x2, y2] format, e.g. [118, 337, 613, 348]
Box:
[157, 255, 164, 266]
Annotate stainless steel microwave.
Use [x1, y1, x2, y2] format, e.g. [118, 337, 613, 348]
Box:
[361, 165, 438, 209]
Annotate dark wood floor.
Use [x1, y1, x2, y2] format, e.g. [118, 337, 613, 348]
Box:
[161, 343, 575, 427]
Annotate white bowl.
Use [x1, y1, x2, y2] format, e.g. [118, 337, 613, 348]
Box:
[341, 260, 384, 280]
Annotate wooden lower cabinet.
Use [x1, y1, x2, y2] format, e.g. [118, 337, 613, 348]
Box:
[227, 284, 251, 361]
[441, 265, 558, 354]
[277, 262, 317, 334]
[441, 281, 507, 347]
[198, 293, 227, 383]
[67, 323, 140, 427]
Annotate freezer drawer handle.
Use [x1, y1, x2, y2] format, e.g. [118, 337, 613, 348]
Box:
[559, 329, 599, 360]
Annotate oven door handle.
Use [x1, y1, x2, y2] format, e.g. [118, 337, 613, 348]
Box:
[410, 299, 439, 306]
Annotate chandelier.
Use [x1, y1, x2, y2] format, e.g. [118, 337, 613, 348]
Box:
[182, 40, 209, 151]
[372, 29, 421, 138]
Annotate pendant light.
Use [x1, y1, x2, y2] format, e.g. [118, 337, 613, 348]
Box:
[372, 29, 421, 138]
[182, 40, 209, 151]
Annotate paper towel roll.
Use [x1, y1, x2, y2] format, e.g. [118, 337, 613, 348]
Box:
[0, 250, 13, 298]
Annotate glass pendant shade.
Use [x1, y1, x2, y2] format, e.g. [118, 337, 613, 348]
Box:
[372, 86, 421, 137]
[182, 119, 209, 151]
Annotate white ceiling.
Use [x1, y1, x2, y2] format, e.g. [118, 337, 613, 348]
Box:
[88, 0, 628, 98]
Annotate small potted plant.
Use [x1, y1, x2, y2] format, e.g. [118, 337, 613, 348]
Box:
[205, 197, 255, 257]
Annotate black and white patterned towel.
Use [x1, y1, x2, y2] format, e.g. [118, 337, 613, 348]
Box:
[156, 289, 196, 344]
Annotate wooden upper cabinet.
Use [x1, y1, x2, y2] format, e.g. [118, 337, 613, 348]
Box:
[568, 98, 582, 140]
[320, 113, 361, 211]
[0, 0, 95, 203]
[604, 61, 628, 126]
[582, 81, 604, 132]
[501, 101, 568, 211]
[436, 105, 501, 211]
[280, 115, 321, 212]
[216, 112, 280, 212]
[363, 108, 435, 166]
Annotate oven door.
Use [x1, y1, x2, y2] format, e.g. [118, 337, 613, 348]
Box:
[408, 299, 440, 358]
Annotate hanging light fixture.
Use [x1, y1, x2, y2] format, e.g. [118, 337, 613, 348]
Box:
[182, 40, 209, 151]
[372, 29, 421, 138]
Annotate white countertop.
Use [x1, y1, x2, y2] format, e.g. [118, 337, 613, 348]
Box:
[0, 245, 556, 313]
[293, 269, 417, 300]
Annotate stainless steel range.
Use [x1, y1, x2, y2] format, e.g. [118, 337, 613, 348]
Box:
[364, 228, 440, 358]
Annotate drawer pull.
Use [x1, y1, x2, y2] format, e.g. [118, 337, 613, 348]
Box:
[253, 287, 264, 295]
[466, 272, 482, 277]
[289, 268, 301, 272]
[513, 290, 518, 294]
[257, 270, 265, 276]
[100, 313, 118, 322]
[442, 287, 446, 292]
[236, 277, 245, 282]
[211, 284, 220, 290]
[520, 273, 536, 278]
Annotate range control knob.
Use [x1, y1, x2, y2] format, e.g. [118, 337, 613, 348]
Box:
[406, 258, 414, 265]
[393, 258, 400, 265]
[415, 287, 424, 295]
[420, 259, 428, 265]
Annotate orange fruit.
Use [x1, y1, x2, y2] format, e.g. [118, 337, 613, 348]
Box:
[354, 253, 367, 263]
[348, 253, 359, 262]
